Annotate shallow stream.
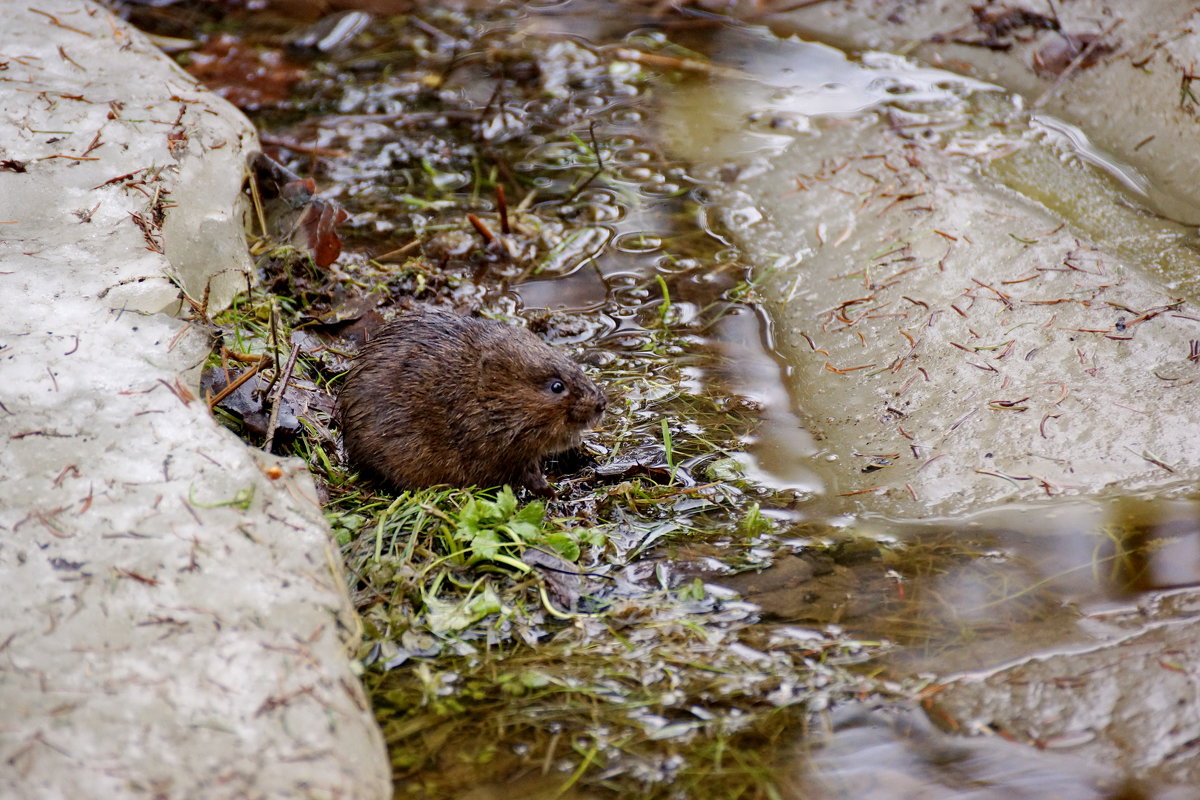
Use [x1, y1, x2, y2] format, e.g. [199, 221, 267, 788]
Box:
[124, 0, 1200, 796]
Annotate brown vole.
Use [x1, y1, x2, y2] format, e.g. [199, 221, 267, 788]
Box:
[338, 307, 607, 493]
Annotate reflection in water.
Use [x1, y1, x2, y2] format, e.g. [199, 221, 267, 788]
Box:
[660, 23, 994, 163]
[710, 305, 822, 493]
[911, 497, 1200, 606]
[893, 496, 1200, 671]
[788, 705, 1191, 800]
[718, 498, 1200, 674]
[1103, 497, 1200, 595]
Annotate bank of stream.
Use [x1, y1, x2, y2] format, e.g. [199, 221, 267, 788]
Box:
[117, 1, 1200, 797]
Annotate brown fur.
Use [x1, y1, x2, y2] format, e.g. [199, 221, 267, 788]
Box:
[338, 308, 607, 493]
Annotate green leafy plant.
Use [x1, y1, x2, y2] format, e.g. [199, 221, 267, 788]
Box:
[448, 486, 604, 566]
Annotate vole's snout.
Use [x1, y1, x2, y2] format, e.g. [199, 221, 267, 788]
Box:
[584, 382, 607, 421]
[569, 383, 607, 427]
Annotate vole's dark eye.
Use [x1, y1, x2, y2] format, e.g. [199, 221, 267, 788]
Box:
[549, 379, 566, 394]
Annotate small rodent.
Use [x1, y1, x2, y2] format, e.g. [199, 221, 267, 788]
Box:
[338, 307, 607, 494]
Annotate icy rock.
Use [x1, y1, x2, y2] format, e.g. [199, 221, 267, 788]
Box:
[0, 4, 390, 799]
[775, 0, 1200, 226]
[664, 36, 1200, 518]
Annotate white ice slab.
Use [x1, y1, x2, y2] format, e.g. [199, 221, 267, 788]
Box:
[664, 33, 1200, 518]
[0, 4, 391, 798]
